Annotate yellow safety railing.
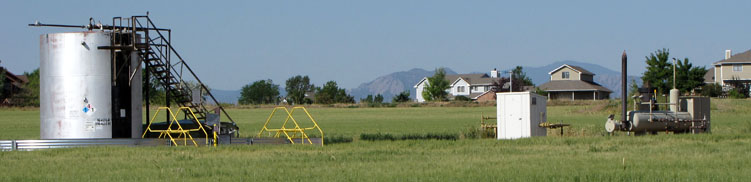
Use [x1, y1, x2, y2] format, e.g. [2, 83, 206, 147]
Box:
[213, 124, 217, 147]
[142, 107, 210, 146]
[257, 107, 324, 146]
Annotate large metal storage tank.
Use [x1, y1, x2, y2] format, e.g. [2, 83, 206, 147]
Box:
[40, 31, 113, 139]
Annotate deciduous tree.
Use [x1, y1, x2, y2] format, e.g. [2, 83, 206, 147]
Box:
[314, 81, 354, 104]
[239, 79, 280, 105]
[285, 75, 315, 104]
[422, 68, 450, 101]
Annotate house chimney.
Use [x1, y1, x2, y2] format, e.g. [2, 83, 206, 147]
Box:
[725, 50, 732, 60]
[490, 68, 499, 78]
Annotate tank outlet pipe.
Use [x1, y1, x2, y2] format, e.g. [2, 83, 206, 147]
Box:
[669, 58, 679, 112]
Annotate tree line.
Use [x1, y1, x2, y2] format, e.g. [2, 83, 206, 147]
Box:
[239, 75, 414, 105]
[238, 75, 412, 105]
[639, 48, 740, 98]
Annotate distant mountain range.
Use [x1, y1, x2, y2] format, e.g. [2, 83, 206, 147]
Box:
[209, 89, 241, 104]
[209, 61, 641, 104]
[348, 68, 457, 102]
[349, 61, 641, 101]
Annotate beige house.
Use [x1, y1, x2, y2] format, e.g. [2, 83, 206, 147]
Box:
[538, 64, 611, 100]
[706, 50, 751, 89]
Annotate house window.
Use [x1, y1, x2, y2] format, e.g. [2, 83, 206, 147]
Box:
[734, 65, 743, 72]
[457, 86, 465, 93]
[562, 71, 570, 79]
[473, 86, 479, 91]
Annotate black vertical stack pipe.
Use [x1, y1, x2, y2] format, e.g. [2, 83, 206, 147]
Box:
[621, 51, 627, 122]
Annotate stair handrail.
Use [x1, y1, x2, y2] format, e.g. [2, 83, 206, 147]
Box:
[142, 41, 211, 121]
[134, 16, 236, 125]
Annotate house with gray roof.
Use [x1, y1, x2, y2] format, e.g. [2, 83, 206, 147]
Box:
[537, 64, 612, 100]
[705, 50, 751, 89]
[413, 69, 501, 102]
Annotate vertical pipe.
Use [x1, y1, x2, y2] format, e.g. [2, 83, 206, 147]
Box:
[621, 51, 627, 122]
[161, 17, 171, 124]
[144, 17, 151, 128]
[145, 59, 150, 126]
[510, 71, 513, 92]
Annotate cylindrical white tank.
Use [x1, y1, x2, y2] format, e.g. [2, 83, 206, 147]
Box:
[669, 89, 679, 112]
[40, 31, 113, 139]
[630, 111, 693, 132]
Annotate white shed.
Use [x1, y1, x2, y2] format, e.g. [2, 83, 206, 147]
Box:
[497, 92, 547, 139]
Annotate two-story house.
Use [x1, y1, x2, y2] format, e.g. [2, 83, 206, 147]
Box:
[537, 64, 611, 100]
[414, 69, 501, 102]
[705, 50, 751, 90]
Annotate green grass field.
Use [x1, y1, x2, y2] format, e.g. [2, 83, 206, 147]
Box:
[1, 99, 751, 181]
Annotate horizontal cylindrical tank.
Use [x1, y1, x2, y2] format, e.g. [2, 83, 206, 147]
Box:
[40, 31, 113, 139]
[629, 111, 693, 133]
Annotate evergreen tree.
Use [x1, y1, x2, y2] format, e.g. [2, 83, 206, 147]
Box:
[642, 48, 672, 94]
[374, 94, 384, 103]
[392, 91, 411, 103]
[511, 66, 534, 87]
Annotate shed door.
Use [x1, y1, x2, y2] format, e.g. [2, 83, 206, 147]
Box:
[506, 94, 523, 139]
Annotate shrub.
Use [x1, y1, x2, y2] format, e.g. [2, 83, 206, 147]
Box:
[425, 133, 458, 140]
[400, 133, 426, 140]
[462, 127, 480, 139]
[701, 83, 722, 97]
[323, 135, 353, 144]
[360, 133, 458, 141]
[729, 88, 748, 99]
[360, 133, 396, 141]
[454, 95, 471, 101]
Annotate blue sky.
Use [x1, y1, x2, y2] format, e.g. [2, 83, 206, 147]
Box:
[1, 0, 750, 90]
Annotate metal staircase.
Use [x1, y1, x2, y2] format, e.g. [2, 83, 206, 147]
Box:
[114, 15, 237, 136]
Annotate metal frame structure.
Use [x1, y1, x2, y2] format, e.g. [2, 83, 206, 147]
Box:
[142, 107, 210, 146]
[480, 113, 497, 138]
[257, 107, 324, 146]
